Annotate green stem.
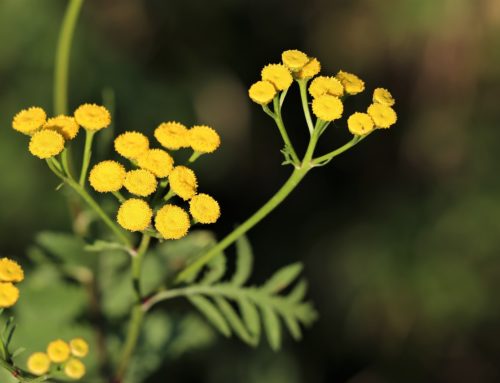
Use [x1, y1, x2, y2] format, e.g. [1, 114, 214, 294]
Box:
[131, 234, 151, 299]
[312, 136, 364, 166]
[188, 152, 202, 163]
[112, 191, 126, 203]
[272, 97, 300, 165]
[297, 80, 314, 134]
[79, 130, 95, 186]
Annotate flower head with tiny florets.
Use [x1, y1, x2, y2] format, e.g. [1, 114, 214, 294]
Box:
[29, 130, 65, 159]
[261, 64, 293, 91]
[74, 104, 111, 131]
[65, 358, 86, 380]
[124, 169, 157, 197]
[367, 103, 397, 128]
[43, 115, 80, 140]
[47, 339, 70, 363]
[312, 95, 344, 122]
[137, 148, 174, 178]
[70, 338, 89, 358]
[169, 166, 198, 200]
[114, 131, 150, 160]
[0, 258, 24, 283]
[189, 193, 221, 224]
[248, 81, 277, 105]
[89, 160, 126, 192]
[188, 125, 221, 154]
[373, 88, 395, 106]
[296, 57, 321, 79]
[336, 70, 365, 95]
[117, 199, 153, 232]
[309, 76, 344, 98]
[348, 112, 375, 136]
[0, 282, 19, 308]
[155, 204, 191, 240]
[155, 122, 190, 150]
[282, 49, 309, 71]
[12, 107, 46, 135]
[27, 352, 51, 376]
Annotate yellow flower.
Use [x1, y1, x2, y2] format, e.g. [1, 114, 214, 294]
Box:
[43, 115, 80, 140]
[373, 88, 395, 106]
[311, 95, 343, 121]
[27, 352, 51, 376]
[47, 339, 71, 363]
[169, 166, 197, 200]
[74, 104, 111, 131]
[28, 130, 65, 159]
[189, 193, 220, 224]
[188, 125, 220, 154]
[70, 338, 89, 358]
[12, 107, 46, 135]
[114, 131, 149, 160]
[0, 258, 24, 283]
[308, 76, 344, 98]
[296, 58, 321, 79]
[0, 282, 19, 308]
[336, 70, 365, 95]
[137, 149, 174, 178]
[261, 64, 293, 91]
[154, 122, 190, 150]
[64, 358, 86, 380]
[155, 204, 190, 240]
[347, 112, 374, 136]
[117, 199, 152, 232]
[281, 49, 309, 71]
[367, 103, 397, 128]
[124, 169, 157, 197]
[248, 81, 276, 105]
[89, 161, 126, 192]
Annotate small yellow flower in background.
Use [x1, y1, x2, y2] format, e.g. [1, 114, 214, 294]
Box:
[47, 339, 71, 363]
[27, 352, 51, 376]
[248, 81, 277, 105]
[308, 76, 344, 98]
[0, 282, 19, 308]
[117, 199, 153, 232]
[281, 49, 309, 71]
[261, 64, 293, 91]
[373, 88, 395, 106]
[124, 169, 157, 197]
[296, 57, 321, 79]
[312, 95, 344, 121]
[169, 166, 198, 200]
[114, 131, 149, 160]
[154, 122, 190, 150]
[348, 112, 375, 136]
[336, 70, 365, 95]
[28, 130, 65, 159]
[155, 204, 190, 240]
[137, 149, 174, 178]
[74, 104, 111, 131]
[64, 358, 86, 380]
[367, 103, 397, 128]
[12, 107, 46, 135]
[189, 193, 220, 224]
[0, 258, 24, 283]
[69, 338, 89, 358]
[43, 115, 80, 140]
[188, 125, 221, 154]
[89, 160, 126, 192]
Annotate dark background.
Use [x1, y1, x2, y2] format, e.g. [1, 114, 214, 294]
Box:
[2, 0, 500, 382]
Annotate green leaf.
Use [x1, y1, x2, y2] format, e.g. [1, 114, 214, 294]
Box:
[188, 295, 231, 337]
[262, 305, 281, 351]
[238, 297, 261, 341]
[263, 263, 303, 293]
[200, 251, 226, 285]
[283, 316, 302, 341]
[84, 240, 129, 253]
[11, 347, 25, 359]
[231, 235, 253, 286]
[213, 297, 256, 346]
[287, 279, 308, 303]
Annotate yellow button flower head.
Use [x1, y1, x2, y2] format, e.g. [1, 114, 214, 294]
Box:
[248, 80, 276, 105]
[43, 115, 80, 140]
[114, 131, 149, 160]
[124, 169, 157, 197]
[189, 193, 220, 224]
[47, 339, 70, 363]
[28, 130, 65, 159]
[117, 199, 153, 232]
[373, 88, 395, 106]
[12, 107, 46, 135]
[64, 358, 86, 380]
[296, 57, 321, 79]
[74, 104, 111, 131]
[281, 49, 309, 71]
[309, 76, 344, 98]
[347, 112, 375, 136]
[137, 149, 174, 178]
[154, 122, 190, 150]
[70, 338, 89, 358]
[367, 103, 397, 128]
[261, 64, 293, 91]
[0, 282, 19, 308]
[0, 258, 24, 283]
[27, 352, 51, 376]
[336, 70, 365, 95]
[169, 166, 198, 200]
[188, 125, 221, 154]
[312, 95, 343, 121]
[155, 204, 190, 240]
[89, 160, 126, 192]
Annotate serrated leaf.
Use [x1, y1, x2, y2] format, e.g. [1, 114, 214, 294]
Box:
[11, 347, 25, 359]
[287, 280, 308, 303]
[84, 240, 128, 253]
[238, 297, 261, 341]
[263, 263, 303, 293]
[262, 305, 281, 351]
[188, 296, 231, 337]
[214, 297, 256, 346]
[231, 235, 253, 286]
[200, 251, 226, 285]
[283, 316, 302, 341]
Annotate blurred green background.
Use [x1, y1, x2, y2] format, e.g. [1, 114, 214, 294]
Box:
[2, 0, 500, 382]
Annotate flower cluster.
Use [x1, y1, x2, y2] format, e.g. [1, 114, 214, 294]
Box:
[89, 121, 221, 239]
[0, 258, 24, 308]
[27, 338, 89, 379]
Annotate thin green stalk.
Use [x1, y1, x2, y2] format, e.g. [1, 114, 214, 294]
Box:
[131, 234, 151, 299]
[297, 80, 314, 134]
[312, 136, 363, 166]
[272, 97, 300, 165]
[188, 151, 202, 163]
[79, 130, 95, 186]
[112, 191, 126, 203]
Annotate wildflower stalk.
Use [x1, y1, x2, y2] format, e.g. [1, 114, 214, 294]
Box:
[272, 97, 300, 165]
[297, 79, 315, 134]
[79, 130, 96, 186]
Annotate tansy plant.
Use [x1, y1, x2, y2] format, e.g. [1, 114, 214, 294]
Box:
[2, 2, 396, 382]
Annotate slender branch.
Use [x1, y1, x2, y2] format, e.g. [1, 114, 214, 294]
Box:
[297, 79, 314, 134]
[272, 97, 300, 165]
[131, 234, 151, 300]
[312, 135, 364, 166]
[79, 130, 95, 186]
